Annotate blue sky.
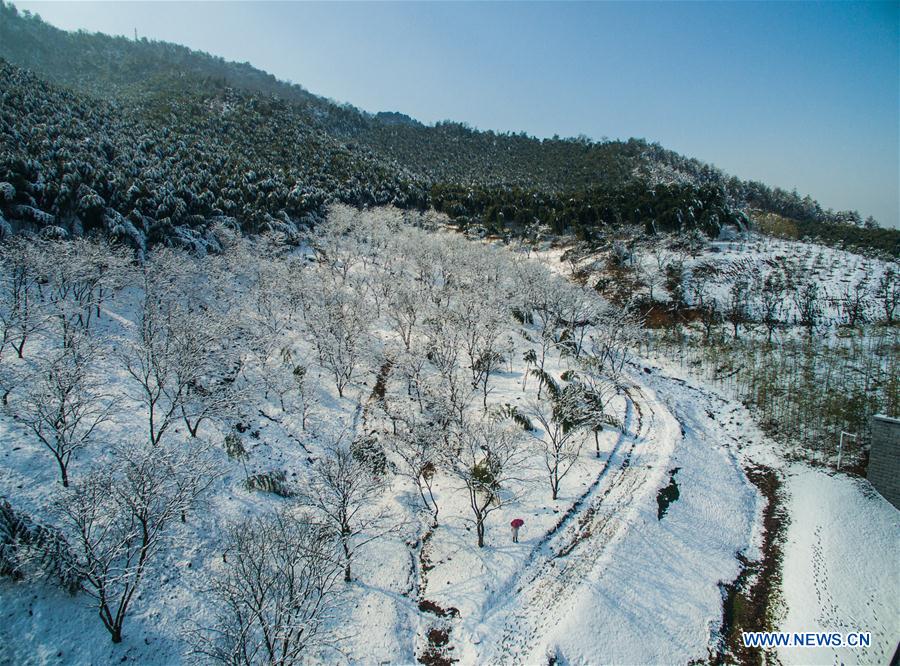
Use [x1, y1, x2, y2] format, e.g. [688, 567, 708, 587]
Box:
[16, 1, 900, 227]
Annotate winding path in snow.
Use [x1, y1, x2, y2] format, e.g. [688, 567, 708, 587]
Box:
[468, 378, 681, 664]
[467, 368, 759, 665]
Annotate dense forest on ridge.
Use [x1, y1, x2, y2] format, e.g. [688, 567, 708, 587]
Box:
[1, 1, 897, 255]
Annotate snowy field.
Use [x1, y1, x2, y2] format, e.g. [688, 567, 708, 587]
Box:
[677, 235, 897, 325]
[776, 465, 899, 666]
[1, 211, 898, 665]
[645, 353, 900, 666]
[581, 231, 899, 328]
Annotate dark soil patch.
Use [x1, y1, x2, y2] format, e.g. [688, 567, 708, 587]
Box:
[713, 464, 789, 666]
[418, 647, 454, 666]
[417, 621, 457, 666]
[427, 628, 449, 647]
[417, 529, 458, 666]
[638, 302, 704, 328]
[372, 359, 393, 402]
[418, 599, 459, 618]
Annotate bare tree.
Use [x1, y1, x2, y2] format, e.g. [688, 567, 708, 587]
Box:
[527, 391, 587, 500]
[454, 289, 505, 387]
[757, 273, 785, 343]
[190, 511, 344, 665]
[442, 419, 527, 547]
[424, 365, 474, 437]
[572, 369, 621, 458]
[285, 363, 316, 432]
[179, 358, 246, 438]
[19, 333, 111, 487]
[241, 250, 296, 403]
[304, 284, 371, 399]
[840, 278, 868, 328]
[385, 282, 422, 351]
[301, 439, 394, 582]
[38, 238, 131, 350]
[472, 345, 504, 410]
[649, 235, 671, 273]
[557, 284, 600, 358]
[423, 312, 462, 380]
[0, 236, 45, 359]
[515, 271, 565, 397]
[394, 343, 428, 404]
[122, 295, 188, 446]
[793, 280, 822, 336]
[725, 279, 749, 339]
[122, 251, 227, 444]
[635, 248, 665, 303]
[384, 405, 444, 527]
[176, 313, 245, 438]
[875, 267, 898, 325]
[311, 204, 365, 285]
[56, 440, 216, 643]
[587, 304, 642, 379]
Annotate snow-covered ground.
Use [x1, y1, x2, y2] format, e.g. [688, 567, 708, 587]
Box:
[776, 465, 899, 666]
[1, 219, 897, 665]
[678, 235, 897, 325]
[587, 231, 900, 327]
[645, 352, 900, 666]
[472, 373, 759, 665]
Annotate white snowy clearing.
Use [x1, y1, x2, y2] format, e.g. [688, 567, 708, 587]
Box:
[0, 207, 897, 665]
[776, 465, 899, 666]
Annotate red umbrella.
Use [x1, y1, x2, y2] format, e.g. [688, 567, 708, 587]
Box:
[510, 518, 525, 528]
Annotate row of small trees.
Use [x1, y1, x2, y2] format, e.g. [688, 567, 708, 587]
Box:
[617, 230, 899, 339]
[641, 326, 898, 468]
[685, 269, 897, 341]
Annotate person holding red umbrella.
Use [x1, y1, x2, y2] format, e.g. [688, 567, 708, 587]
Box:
[510, 518, 524, 543]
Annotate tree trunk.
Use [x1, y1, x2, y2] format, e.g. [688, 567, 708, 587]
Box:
[342, 536, 352, 582]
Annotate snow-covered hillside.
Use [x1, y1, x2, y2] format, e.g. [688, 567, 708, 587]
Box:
[676, 235, 897, 326]
[570, 231, 898, 329]
[1, 208, 897, 665]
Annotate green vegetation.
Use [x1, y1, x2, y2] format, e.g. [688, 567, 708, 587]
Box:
[656, 468, 680, 520]
[1, 1, 895, 254]
[642, 328, 899, 470]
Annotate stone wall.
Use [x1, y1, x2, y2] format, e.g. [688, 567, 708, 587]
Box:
[867, 415, 900, 510]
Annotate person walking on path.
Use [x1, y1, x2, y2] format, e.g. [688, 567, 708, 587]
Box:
[510, 518, 524, 543]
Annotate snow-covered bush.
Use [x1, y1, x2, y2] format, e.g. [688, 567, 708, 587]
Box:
[244, 471, 293, 498]
[0, 496, 80, 593]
